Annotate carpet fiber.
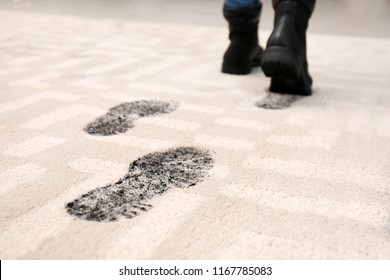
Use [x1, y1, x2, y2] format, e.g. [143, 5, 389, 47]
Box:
[0, 10, 389, 259]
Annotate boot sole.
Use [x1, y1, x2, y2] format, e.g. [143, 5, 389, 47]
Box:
[261, 46, 312, 95]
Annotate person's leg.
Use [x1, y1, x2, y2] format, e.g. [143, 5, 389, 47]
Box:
[222, 0, 263, 75]
[261, 0, 316, 95]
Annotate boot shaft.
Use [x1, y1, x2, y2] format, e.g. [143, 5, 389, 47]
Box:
[267, 0, 316, 62]
[223, 5, 262, 45]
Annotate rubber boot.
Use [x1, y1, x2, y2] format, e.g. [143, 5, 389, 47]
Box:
[261, 0, 316, 95]
[222, 4, 263, 75]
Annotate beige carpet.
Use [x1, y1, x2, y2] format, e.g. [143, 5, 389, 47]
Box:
[0, 10, 389, 259]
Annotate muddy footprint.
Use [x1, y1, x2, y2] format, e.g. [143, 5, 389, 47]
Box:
[256, 92, 302, 110]
[66, 147, 213, 222]
[85, 100, 179, 136]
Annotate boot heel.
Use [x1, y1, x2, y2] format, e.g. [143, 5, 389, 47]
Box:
[222, 57, 262, 75]
[261, 46, 301, 78]
[222, 61, 252, 75]
[261, 46, 311, 95]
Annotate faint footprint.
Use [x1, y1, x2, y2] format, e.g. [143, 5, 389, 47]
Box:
[66, 147, 213, 222]
[85, 100, 179, 135]
[256, 92, 302, 110]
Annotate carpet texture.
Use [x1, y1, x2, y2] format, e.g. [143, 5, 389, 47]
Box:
[0, 10, 389, 259]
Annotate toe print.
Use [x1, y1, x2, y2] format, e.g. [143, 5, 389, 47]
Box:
[85, 100, 179, 136]
[256, 92, 302, 110]
[66, 147, 213, 222]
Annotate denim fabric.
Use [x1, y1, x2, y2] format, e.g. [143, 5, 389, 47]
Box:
[224, 0, 261, 9]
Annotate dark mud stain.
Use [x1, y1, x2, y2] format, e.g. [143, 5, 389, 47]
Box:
[85, 100, 179, 136]
[66, 147, 214, 222]
[256, 93, 302, 110]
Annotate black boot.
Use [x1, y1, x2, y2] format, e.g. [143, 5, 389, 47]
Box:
[261, 0, 316, 95]
[222, 4, 263, 75]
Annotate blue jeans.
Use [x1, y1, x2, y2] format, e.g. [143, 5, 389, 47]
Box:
[224, 0, 261, 9]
